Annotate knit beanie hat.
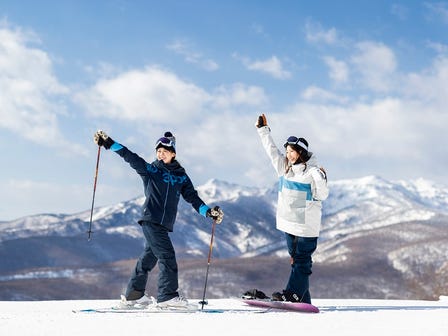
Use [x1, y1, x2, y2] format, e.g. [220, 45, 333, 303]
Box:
[155, 131, 176, 153]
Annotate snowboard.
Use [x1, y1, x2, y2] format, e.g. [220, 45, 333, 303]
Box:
[242, 299, 320, 313]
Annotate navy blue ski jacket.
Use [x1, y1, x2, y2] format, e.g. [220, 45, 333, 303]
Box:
[110, 142, 210, 231]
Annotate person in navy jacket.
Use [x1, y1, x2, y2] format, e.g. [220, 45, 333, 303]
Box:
[94, 130, 223, 308]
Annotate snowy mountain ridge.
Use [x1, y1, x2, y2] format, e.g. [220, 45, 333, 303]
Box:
[1, 175, 447, 301]
[1, 175, 446, 245]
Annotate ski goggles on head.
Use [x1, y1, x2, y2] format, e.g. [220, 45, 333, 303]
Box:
[283, 136, 308, 151]
[155, 137, 175, 149]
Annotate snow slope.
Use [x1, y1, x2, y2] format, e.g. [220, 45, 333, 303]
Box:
[1, 298, 447, 336]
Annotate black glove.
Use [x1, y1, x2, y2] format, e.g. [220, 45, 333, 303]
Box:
[93, 130, 114, 149]
[206, 206, 224, 224]
[255, 114, 267, 128]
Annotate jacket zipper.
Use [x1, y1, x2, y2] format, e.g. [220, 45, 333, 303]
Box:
[160, 171, 170, 224]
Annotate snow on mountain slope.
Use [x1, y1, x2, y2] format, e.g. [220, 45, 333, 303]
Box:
[320, 175, 448, 240]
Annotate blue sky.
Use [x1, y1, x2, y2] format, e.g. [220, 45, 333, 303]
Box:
[1, 0, 447, 220]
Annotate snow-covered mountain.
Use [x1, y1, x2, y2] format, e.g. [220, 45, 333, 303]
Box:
[1, 176, 447, 301]
[322, 176, 448, 238]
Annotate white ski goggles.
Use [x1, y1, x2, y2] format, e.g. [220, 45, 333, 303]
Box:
[284, 136, 308, 151]
[155, 137, 175, 149]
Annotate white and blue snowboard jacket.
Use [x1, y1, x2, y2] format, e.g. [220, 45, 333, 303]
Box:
[110, 142, 210, 231]
[257, 126, 329, 237]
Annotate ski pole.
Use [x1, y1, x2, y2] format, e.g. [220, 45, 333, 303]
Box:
[87, 145, 101, 241]
[199, 219, 217, 310]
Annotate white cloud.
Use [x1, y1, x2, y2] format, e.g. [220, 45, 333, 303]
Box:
[235, 54, 292, 79]
[167, 40, 219, 71]
[403, 55, 448, 107]
[301, 86, 349, 104]
[305, 20, 340, 45]
[175, 112, 267, 186]
[285, 98, 425, 165]
[323, 56, 349, 83]
[76, 66, 210, 123]
[211, 83, 268, 108]
[0, 25, 79, 152]
[351, 41, 397, 92]
[77, 66, 269, 125]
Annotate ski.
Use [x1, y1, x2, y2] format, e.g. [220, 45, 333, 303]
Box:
[73, 304, 267, 314]
[73, 306, 198, 314]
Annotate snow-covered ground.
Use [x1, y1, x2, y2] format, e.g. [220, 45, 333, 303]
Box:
[1, 298, 447, 336]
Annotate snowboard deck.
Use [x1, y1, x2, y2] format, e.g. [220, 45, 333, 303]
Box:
[242, 298, 320, 313]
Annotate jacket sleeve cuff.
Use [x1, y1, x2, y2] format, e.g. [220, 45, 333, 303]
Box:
[110, 142, 124, 151]
[257, 125, 270, 135]
[199, 204, 210, 217]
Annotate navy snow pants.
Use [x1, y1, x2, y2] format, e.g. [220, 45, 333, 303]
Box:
[125, 221, 178, 303]
[285, 234, 318, 304]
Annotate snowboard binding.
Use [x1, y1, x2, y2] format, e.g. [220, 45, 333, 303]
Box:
[242, 288, 269, 300]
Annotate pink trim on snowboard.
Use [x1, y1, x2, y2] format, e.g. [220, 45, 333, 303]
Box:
[243, 299, 319, 313]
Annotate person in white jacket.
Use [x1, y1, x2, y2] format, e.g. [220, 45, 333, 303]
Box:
[255, 113, 329, 304]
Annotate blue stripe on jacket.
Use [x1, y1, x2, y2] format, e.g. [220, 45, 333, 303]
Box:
[279, 176, 312, 200]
